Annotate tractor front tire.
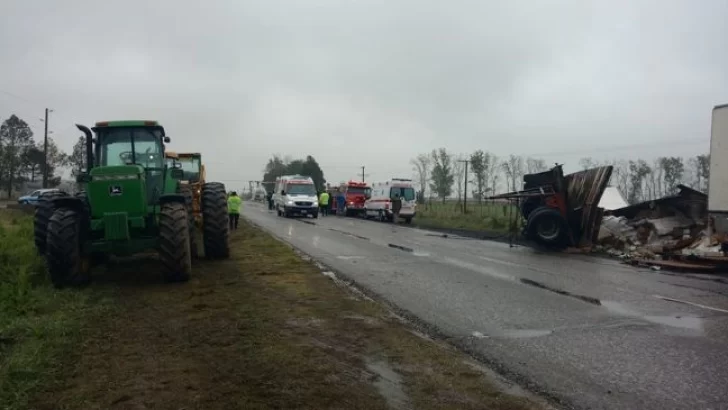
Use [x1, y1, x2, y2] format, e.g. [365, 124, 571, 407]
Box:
[46, 208, 91, 288]
[201, 182, 230, 259]
[159, 202, 192, 283]
[178, 185, 199, 259]
[34, 190, 67, 255]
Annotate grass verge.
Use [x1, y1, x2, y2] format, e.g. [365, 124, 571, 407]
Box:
[415, 201, 522, 233]
[0, 210, 114, 410]
[28, 219, 545, 410]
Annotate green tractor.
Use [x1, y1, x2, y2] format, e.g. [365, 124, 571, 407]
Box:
[33, 120, 230, 288]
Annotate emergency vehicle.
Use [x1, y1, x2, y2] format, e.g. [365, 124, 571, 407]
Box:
[273, 175, 319, 218]
[364, 178, 417, 223]
[330, 180, 371, 217]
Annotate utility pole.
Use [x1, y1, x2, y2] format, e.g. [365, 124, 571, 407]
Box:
[361, 166, 365, 182]
[458, 159, 470, 213]
[42, 108, 50, 188]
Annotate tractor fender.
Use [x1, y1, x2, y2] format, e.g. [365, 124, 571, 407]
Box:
[159, 194, 186, 205]
[51, 196, 85, 213]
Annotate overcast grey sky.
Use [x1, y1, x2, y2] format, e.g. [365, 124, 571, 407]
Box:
[1, 0, 726, 191]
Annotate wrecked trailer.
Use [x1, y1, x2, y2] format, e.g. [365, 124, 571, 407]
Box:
[488, 164, 613, 249]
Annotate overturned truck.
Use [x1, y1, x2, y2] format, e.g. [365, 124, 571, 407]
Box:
[490, 164, 613, 249]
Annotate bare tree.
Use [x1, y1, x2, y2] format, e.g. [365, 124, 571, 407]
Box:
[579, 157, 599, 170]
[470, 150, 495, 201]
[525, 157, 548, 174]
[627, 159, 651, 204]
[688, 154, 710, 192]
[501, 154, 524, 192]
[606, 159, 630, 201]
[410, 153, 431, 203]
[430, 148, 454, 202]
[487, 154, 501, 195]
[452, 154, 466, 206]
[660, 156, 685, 195]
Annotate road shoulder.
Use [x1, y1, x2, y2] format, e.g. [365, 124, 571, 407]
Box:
[28, 219, 548, 410]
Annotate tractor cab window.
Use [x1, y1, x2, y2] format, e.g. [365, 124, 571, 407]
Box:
[178, 157, 201, 182]
[98, 127, 164, 169]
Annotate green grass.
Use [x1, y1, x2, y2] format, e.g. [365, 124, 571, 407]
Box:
[415, 201, 522, 233]
[0, 210, 112, 410]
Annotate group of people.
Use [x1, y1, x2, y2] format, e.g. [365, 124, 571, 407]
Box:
[317, 190, 345, 216]
[226, 188, 402, 229]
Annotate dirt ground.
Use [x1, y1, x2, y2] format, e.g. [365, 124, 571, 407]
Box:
[28, 220, 546, 410]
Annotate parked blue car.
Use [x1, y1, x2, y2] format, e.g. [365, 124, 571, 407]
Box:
[17, 188, 62, 205]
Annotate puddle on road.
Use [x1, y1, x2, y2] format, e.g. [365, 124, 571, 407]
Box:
[601, 301, 704, 331]
[365, 358, 411, 410]
[472, 329, 553, 339]
[498, 329, 553, 338]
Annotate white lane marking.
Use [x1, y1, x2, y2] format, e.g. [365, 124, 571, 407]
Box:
[653, 295, 728, 314]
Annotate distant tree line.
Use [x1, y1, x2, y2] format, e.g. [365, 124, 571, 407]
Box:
[262, 154, 326, 192]
[410, 148, 710, 206]
[0, 114, 74, 197]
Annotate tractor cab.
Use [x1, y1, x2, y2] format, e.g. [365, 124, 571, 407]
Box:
[175, 153, 203, 183]
[90, 121, 175, 209]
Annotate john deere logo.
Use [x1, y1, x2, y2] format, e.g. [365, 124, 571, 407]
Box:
[109, 185, 123, 196]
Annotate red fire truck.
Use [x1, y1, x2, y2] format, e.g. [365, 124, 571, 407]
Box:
[329, 180, 371, 217]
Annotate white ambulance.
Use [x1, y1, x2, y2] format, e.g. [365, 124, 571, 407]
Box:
[364, 178, 417, 223]
[273, 175, 319, 218]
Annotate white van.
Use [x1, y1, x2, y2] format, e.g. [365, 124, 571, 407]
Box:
[273, 175, 319, 218]
[364, 178, 417, 223]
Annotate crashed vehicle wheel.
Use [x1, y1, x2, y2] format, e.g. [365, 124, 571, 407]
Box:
[526, 206, 568, 248]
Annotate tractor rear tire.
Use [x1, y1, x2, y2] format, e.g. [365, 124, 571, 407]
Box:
[526, 207, 568, 248]
[178, 185, 199, 259]
[159, 202, 192, 282]
[201, 182, 230, 259]
[46, 208, 91, 288]
[34, 190, 67, 255]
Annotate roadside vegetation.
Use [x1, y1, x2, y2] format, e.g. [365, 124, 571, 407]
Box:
[415, 201, 521, 233]
[1, 216, 546, 410]
[0, 209, 112, 410]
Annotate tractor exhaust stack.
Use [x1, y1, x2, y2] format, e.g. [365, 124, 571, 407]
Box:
[75, 124, 93, 172]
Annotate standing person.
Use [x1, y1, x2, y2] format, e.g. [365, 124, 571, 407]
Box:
[391, 191, 402, 223]
[267, 190, 274, 210]
[319, 190, 330, 216]
[227, 191, 242, 230]
[337, 189, 346, 216]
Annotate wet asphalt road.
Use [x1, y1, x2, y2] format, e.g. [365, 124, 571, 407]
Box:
[242, 202, 728, 410]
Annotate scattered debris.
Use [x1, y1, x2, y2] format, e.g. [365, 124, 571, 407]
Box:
[595, 185, 728, 273]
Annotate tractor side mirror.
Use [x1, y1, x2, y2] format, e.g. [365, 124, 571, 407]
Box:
[171, 168, 184, 179]
[76, 173, 92, 183]
[164, 136, 171, 143]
